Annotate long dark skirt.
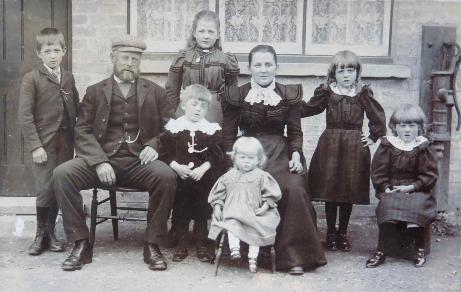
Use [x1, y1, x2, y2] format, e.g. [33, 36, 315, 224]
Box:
[376, 191, 437, 226]
[258, 135, 327, 270]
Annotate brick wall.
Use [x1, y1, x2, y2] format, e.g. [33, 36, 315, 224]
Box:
[72, 0, 461, 209]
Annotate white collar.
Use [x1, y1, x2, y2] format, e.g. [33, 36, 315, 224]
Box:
[244, 78, 282, 106]
[43, 64, 60, 75]
[164, 116, 221, 135]
[386, 135, 428, 151]
[114, 75, 135, 84]
[329, 82, 358, 97]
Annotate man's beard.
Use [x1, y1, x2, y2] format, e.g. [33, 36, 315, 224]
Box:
[116, 69, 138, 82]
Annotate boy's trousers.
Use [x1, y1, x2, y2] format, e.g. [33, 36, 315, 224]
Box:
[33, 129, 73, 207]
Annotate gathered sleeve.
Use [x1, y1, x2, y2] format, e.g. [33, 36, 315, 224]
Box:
[260, 172, 282, 208]
[284, 84, 304, 154]
[300, 84, 329, 118]
[221, 85, 242, 153]
[360, 86, 387, 142]
[413, 144, 438, 192]
[165, 50, 186, 111]
[208, 176, 228, 208]
[224, 52, 240, 87]
[371, 139, 392, 194]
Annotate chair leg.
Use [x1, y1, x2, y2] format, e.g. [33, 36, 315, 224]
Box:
[109, 190, 118, 241]
[89, 188, 98, 249]
[270, 246, 276, 273]
[214, 231, 227, 276]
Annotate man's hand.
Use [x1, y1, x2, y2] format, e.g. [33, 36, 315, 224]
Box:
[190, 162, 211, 181]
[139, 146, 158, 165]
[255, 202, 269, 216]
[289, 151, 303, 173]
[32, 147, 47, 164]
[95, 162, 116, 186]
[213, 205, 223, 221]
[170, 161, 192, 180]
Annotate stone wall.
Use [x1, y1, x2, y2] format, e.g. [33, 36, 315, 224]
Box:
[72, 0, 461, 209]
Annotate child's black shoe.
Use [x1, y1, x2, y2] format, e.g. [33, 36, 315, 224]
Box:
[336, 233, 351, 252]
[324, 233, 338, 251]
[196, 242, 212, 262]
[365, 251, 386, 268]
[414, 248, 426, 267]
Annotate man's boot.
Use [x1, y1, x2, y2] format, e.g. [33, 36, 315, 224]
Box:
[61, 239, 92, 271]
[47, 204, 65, 252]
[28, 207, 49, 255]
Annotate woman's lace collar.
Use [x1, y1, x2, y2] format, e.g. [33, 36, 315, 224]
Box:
[386, 135, 428, 151]
[244, 78, 282, 106]
[165, 116, 221, 135]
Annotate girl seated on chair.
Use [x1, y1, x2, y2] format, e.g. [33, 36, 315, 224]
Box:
[366, 104, 438, 268]
[208, 137, 282, 273]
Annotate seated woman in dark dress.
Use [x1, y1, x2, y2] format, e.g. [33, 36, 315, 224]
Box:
[221, 45, 327, 275]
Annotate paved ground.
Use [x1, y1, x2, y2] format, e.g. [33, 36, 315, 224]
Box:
[0, 214, 459, 292]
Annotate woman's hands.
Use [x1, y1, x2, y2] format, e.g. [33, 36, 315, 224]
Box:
[289, 151, 303, 173]
[385, 185, 416, 194]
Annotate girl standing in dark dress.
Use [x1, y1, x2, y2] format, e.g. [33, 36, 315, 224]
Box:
[165, 10, 240, 124]
[366, 104, 438, 268]
[301, 50, 386, 251]
[222, 45, 327, 275]
[157, 84, 223, 262]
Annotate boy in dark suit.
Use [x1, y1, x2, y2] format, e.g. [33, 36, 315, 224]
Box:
[18, 27, 79, 256]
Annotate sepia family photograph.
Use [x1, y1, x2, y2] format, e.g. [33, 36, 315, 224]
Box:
[0, 0, 460, 291]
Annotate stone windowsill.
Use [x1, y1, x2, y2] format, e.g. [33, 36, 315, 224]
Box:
[140, 55, 411, 79]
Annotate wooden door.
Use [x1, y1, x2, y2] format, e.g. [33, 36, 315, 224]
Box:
[0, 0, 71, 196]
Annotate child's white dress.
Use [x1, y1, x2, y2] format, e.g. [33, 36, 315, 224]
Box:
[208, 167, 281, 246]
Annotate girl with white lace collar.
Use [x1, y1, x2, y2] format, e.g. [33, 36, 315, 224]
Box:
[367, 104, 438, 268]
[157, 84, 223, 263]
[301, 50, 387, 253]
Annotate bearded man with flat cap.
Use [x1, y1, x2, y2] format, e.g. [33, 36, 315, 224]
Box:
[53, 35, 176, 271]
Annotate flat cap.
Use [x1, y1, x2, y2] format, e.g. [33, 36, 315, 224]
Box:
[111, 35, 146, 53]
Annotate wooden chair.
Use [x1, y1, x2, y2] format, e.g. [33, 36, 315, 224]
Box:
[212, 230, 276, 276]
[89, 186, 147, 248]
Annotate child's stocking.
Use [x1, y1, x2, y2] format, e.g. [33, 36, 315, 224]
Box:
[410, 226, 425, 249]
[227, 231, 241, 260]
[325, 202, 338, 234]
[338, 203, 353, 234]
[248, 245, 260, 259]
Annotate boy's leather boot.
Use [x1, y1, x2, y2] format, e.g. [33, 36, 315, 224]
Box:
[47, 204, 65, 252]
[28, 207, 49, 255]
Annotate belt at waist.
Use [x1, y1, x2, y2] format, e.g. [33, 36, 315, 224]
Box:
[326, 123, 362, 130]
